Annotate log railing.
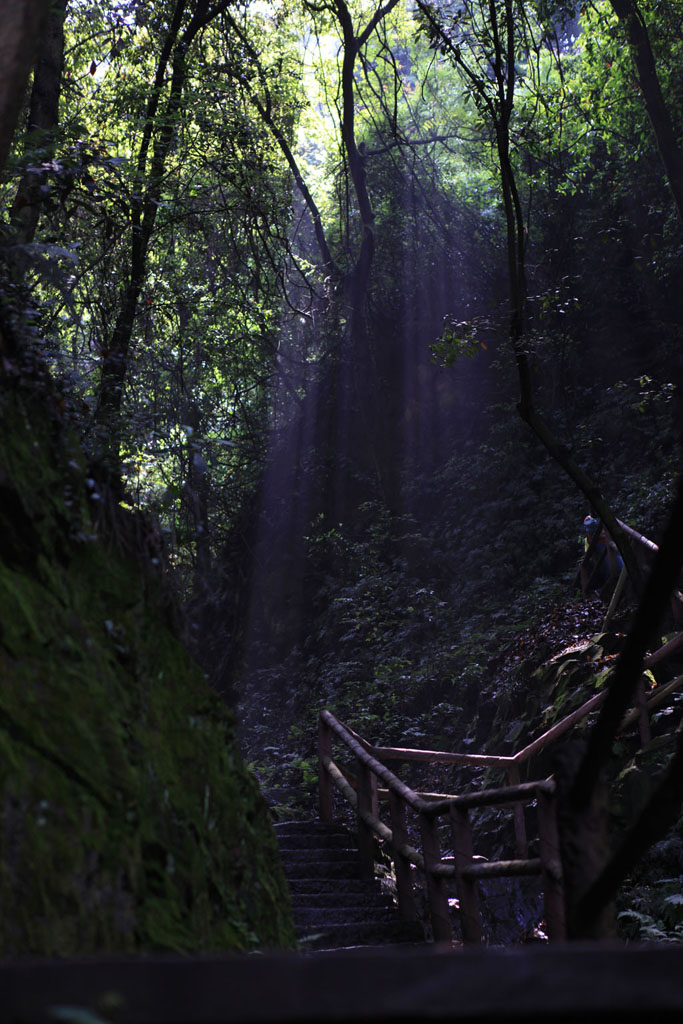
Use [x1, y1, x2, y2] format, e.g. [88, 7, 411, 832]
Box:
[317, 709, 566, 945]
[363, 663, 683, 856]
[580, 517, 683, 628]
[576, 516, 683, 743]
[315, 521, 683, 946]
[318, 659, 683, 944]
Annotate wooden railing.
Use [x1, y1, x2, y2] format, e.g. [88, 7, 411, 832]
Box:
[315, 520, 683, 946]
[317, 660, 683, 945]
[580, 517, 683, 629]
[317, 709, 566, 945]
[354, 656, 683, 846]
[575, 515, 683, 744]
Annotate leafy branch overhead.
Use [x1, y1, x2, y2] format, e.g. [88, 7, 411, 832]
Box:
[431, 317, 489, 366]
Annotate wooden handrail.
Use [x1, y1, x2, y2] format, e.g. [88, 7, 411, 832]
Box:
[370, 660, 683, 778]
[371, 744, 515, 767]
[317, 514, 683, 948]
[616, 518, 660, 554]
[511, 691, 607, 765]
[321, 710, 554, 808]
[621, 672, 683, 729]
[367, 691, 608, 775]
[441, 779, 555, 810]
[322, 753, 427, 869]
[324, 758, 556, 884]
[644, 631, 683, 667]
[318, 656, 683, 945]
[318, 709, 567, 944]
[320, 710, 434, 815]
[460, 858, 543, 880]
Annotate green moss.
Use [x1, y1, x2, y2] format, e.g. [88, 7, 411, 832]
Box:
[0, 387, 295, 955]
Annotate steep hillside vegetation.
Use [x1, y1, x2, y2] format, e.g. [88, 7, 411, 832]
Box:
[234, 365, 683, 944]
[0, 378, 295, 954]
[239, 364, 681, 793]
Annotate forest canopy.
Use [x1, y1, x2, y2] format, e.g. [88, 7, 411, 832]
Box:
[1, 0, 681, 677]
[3, 0, 681, 549]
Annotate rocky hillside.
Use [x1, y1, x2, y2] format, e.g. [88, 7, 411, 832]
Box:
[0, 379, 295, 954]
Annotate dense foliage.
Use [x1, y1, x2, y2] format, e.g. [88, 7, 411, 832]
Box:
[2, 0, 683, 949]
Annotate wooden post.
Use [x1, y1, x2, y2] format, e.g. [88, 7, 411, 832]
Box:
[509, 765, 528, 858]
[672, 592, 683, 627]
[356, 758, 376, 880]
[602, 564, 628, 632]
[450, 805, 482, 944]
[318, 714, 333, 822]
[370, 766, 379, 820]
[635, 676, 652, 747]
[388, 791, 418, 921]
[536, 788, 566, 942]
[419, 812, 452, 943]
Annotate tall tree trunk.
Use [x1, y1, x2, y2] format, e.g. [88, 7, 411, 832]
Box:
[0, 0, 51, 172]
[0, 0, 52, 361]
[336, 0, 376, 321]
[95, 0, 227, 472]
[10, 0, 68, 248]
[94, 0, 188, 466]
[610, 0, 683, 228]
[494, 2, 643, 591]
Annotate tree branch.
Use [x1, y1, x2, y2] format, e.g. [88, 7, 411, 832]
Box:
[221, 10, 340, 277]
[357, 0, 403, 49]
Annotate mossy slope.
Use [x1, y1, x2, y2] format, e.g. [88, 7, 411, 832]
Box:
[0, 385, 295, 954]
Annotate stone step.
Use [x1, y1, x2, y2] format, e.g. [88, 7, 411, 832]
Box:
[278, 847, 358, 864]
[274, 820, 352, 836]
[276, 818, 425, 951]
[288, 891, 394, 909]
[283, 859, 362, 880]
[287, 878, 381, 895]
[277, 832, 357, 851]
[293, 906, 400, 927]
[296, 920, 425, 950]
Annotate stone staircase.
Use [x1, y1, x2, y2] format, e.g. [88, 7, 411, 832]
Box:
[275, 819, 425, 950]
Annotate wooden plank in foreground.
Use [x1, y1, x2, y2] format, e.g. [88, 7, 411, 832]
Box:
[3, 944, 683, 1023]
